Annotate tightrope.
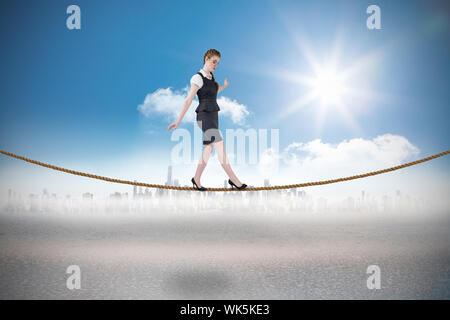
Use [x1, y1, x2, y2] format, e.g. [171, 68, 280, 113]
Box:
[0, 149, 448, 191]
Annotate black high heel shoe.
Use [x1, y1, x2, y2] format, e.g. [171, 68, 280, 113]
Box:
[191, 177, 206, 191]
[228, 179, 248, 190]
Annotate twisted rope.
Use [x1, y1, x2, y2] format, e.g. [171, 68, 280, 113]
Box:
[0, 149, 448, 192]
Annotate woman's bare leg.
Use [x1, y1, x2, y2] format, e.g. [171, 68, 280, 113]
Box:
[194, 143, 214, 188]
[214, 140, 243, 186]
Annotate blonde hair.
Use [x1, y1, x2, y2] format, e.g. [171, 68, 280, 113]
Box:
[203, 49, 221, 91]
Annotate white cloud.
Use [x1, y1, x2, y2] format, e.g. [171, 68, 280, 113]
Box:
[278, 134, 420, 174]
[216, 96, 250, 125]
[256, 133, 422, 187]
[137, 87, 191, 121]
[137, 86, 250, 124]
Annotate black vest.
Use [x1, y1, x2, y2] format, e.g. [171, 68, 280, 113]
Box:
[195, 72, 220, 113]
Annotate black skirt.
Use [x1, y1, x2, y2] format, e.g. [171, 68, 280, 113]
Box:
[196, 111, 223, 145]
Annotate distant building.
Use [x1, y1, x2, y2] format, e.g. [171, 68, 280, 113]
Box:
[290, 188, 297, 197]
[167, 165, 172, 186]
[82, 192, 93, 200]
[110, 192, 122, 199]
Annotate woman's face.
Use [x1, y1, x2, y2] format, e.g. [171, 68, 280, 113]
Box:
[205, 55, 220, 72]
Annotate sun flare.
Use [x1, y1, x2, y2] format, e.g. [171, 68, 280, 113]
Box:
[270, 31, 383, 136]
[311, 68, 346, 105]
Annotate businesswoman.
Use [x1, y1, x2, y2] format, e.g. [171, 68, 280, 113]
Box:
[167, 49, 247, 191]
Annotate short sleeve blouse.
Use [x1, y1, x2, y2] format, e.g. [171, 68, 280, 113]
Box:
[190, 69, 212, 89]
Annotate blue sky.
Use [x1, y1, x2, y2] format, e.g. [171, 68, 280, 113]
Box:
[0, 0, 449, 198]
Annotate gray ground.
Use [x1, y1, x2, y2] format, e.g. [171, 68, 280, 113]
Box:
[0, 208, 449, 299]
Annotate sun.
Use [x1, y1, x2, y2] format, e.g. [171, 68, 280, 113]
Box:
[268, 31, 383, 136]
[310, 67, 346, 105]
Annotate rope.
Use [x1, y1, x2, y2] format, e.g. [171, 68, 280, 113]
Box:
[0, 149, 448, 192]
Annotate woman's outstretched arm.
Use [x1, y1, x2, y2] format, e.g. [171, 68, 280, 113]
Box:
[167, 84, 199, 131]
[217, 77, 229, 94]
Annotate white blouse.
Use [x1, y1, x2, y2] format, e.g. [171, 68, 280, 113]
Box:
[190, 68, 212, 89]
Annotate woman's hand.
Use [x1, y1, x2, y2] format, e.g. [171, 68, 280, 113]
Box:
[167, 121, 180, 131]
[218, 77, 229, 93]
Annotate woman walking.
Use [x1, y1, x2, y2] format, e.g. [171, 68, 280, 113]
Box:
[167, 49, 247, 191]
